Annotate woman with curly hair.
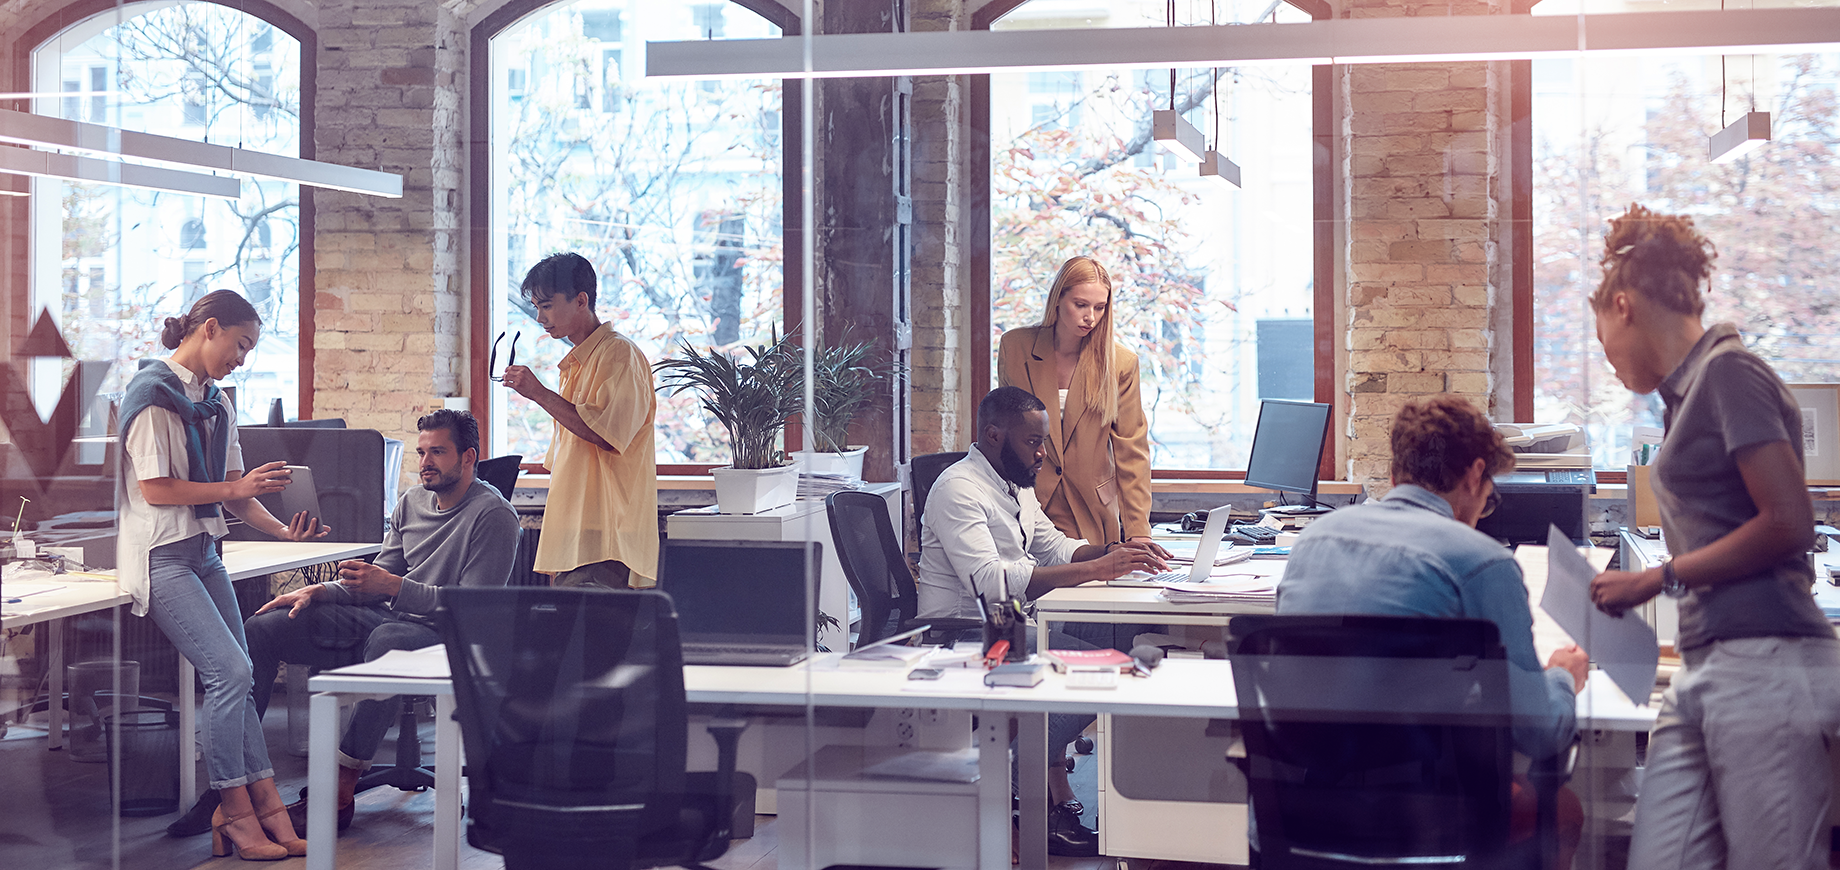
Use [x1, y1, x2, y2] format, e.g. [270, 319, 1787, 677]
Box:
[1587, 205, 1840, 869]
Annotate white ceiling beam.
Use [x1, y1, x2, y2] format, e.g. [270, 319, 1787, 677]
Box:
[646, 7, 1840, 79]
[0, 108, 402, 197]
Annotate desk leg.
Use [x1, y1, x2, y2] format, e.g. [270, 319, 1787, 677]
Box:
[1017, 712, 1049, 870]
[977, 714, 1009, 870]
[46, 618, 63, 750]
[179, 656, 196, 803]
[306, 693, 339, 870]
[433, 694, 460, 870]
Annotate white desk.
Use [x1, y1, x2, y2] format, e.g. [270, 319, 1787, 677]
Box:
[1, 573, 132, 751]
[305, 647, 1654, 870]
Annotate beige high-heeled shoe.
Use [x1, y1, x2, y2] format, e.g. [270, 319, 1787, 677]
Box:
[257, 806, 308, 857]
[210, 806, 289, 861]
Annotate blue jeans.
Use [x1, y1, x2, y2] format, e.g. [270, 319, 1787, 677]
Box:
[146, 534, 273, 789]
[245, 603, 441, 769]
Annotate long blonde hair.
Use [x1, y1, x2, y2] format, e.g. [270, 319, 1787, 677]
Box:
[1036, 256, 1118, 426]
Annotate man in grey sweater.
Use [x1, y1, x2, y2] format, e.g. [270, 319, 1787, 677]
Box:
[243, 409, 519, 834]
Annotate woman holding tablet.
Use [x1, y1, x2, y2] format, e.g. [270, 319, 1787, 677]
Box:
[1586, 205, 1840, 869]
[997, 256, 1162, 557]
[115, 289, 327, 861]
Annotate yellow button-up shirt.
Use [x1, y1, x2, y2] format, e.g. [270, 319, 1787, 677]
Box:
[534, 323, 659, 585]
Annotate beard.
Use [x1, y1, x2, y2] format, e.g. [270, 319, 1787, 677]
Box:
[421, 467, 463, 496]
[997, 439, 1039, 489]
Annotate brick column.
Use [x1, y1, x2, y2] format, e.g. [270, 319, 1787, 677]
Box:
[909, 0, 968, 457]
[1340, 0, 1509, 494]
[310, 0, 465, 445]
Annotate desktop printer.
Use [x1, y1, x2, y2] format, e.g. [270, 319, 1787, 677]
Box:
[1476, 423, 1596, 545]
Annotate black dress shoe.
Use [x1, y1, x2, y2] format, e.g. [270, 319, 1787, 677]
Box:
[1046, 801, 1099, 857]
[166, 790, 221, 837]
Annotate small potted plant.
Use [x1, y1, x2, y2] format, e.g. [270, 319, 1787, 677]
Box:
[655, 332, 804, 514]
[796, 339, 894, 480]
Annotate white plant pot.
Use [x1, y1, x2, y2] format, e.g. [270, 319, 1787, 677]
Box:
[793, 446, 868, 479]
[710, 464, 798, 515]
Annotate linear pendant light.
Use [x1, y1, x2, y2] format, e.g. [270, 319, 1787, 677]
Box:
[1709, 110, 1770, 162]
[1153, 109, 1205, 163]
[0, 143, 240, 198]
[646, 8, 1840, 80]
[1197, 4, 1240, 191]
[0, 108, 402, 197]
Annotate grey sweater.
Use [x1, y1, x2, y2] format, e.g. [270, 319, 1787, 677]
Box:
[319, 479, 520, 621]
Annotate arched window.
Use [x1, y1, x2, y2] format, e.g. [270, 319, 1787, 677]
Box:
[479, 0, 786, 462]
[983, 0, 1318, 470]
[29, 1, 305, 422]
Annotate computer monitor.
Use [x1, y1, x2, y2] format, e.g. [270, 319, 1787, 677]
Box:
[1243, 399, 1332, 507]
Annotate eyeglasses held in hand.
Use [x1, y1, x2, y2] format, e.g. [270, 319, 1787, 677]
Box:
[489, 331, 520, 382]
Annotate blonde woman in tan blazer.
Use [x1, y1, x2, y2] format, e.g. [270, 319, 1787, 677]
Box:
[997, 256, 1164, 556]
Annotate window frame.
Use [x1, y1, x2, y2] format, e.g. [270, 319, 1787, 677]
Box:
[11, 0, 319, 418]
[467, 0, 799, 474]
[971, 0, 1337, 482]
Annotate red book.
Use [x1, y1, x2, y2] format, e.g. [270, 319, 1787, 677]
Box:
[1045, 648, 1133, 670]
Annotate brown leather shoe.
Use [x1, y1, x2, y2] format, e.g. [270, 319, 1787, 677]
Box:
[285, 795, 354, 839]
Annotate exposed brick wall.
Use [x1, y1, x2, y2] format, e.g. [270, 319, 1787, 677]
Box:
[1339, 0, 1510, 495]
[311, 0, 467, 458]
[908, 0, 968, 457]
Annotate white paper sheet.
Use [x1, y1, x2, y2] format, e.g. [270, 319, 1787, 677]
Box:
[1539, 525, 1658, 704]
[331, 644, 452, 679]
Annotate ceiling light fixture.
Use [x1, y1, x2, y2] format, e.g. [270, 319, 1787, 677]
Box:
[1153, 2, 1204, 164]
[645, 8, 1840, 80]
[0, 144, 240, 198]
[0, 108, 402, 198]
[1709, 110, 1771, 163]
[1197, 2, 1240, 190]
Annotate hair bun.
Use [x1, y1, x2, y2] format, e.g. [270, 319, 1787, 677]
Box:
[159, 316, 188, 349]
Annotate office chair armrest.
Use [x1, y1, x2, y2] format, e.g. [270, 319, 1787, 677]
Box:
[701, 717, 749, 846]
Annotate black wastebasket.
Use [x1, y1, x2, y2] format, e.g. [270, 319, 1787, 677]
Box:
[104, 707, 180, 817]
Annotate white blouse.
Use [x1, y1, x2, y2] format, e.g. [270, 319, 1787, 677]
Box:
[113, 359, 245, 615]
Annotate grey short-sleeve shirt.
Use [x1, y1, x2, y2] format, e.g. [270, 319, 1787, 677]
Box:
[1653, 323, 1832, 649]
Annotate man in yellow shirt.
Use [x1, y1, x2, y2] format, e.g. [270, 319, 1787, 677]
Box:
[501, 252, 659, 588]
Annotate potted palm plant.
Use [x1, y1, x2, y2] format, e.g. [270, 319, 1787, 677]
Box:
[794, 339, 895, 479]
[655, 332, 804, 514]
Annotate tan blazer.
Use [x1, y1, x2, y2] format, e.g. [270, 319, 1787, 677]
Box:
[996, 327, 1153, 546]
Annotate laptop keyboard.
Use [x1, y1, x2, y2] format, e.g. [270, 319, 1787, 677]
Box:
[686, 644, 798, 656]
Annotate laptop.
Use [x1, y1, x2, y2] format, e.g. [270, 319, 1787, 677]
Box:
[662, 540, 818, 666]
[1108, 504, 1240, 587]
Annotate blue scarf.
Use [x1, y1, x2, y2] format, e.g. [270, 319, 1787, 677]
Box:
[119, 359, 229, 519]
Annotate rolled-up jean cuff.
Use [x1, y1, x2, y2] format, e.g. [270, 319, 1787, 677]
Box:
[210, 768, 275, 790]
[336, 751, 372, 772]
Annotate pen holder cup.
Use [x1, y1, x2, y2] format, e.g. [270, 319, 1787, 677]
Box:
[981, 608, 1028, 663]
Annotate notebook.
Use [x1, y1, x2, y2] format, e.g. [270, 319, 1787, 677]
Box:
[662, 539, 818, 666]
[1109, 504, 1237, 587]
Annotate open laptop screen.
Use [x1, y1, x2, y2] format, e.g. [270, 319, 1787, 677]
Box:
[661, 540, 814, 647]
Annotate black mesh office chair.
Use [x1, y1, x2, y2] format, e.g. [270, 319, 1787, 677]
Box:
[1227, 614, 1545, 870]
[909, 451, 966, 548]
[826, 490, 980, 646]
[437, 587, 745, 870]
[475, 454, 523, 502]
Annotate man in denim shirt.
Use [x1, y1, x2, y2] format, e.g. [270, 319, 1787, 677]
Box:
[1278, 395, 1589, 867]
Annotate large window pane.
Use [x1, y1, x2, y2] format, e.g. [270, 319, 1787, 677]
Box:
[989, 1, 1315, 470]
[1533, 50, 1840, 468]
[489, 0, 782, 462]
[32, 3, 302, 423]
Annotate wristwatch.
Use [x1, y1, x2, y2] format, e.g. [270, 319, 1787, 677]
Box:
[1660, 561, 1688, 599]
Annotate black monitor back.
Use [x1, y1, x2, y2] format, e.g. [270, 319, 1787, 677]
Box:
[1474, 481, 1589, 546]
[228, 427, 388, 544]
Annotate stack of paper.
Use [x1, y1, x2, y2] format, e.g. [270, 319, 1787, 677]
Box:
[1159, 576, 1279, 606]
[798, 473, 862, 499]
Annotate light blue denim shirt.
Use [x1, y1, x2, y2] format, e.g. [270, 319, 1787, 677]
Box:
[1276, 484, 1578, 760]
